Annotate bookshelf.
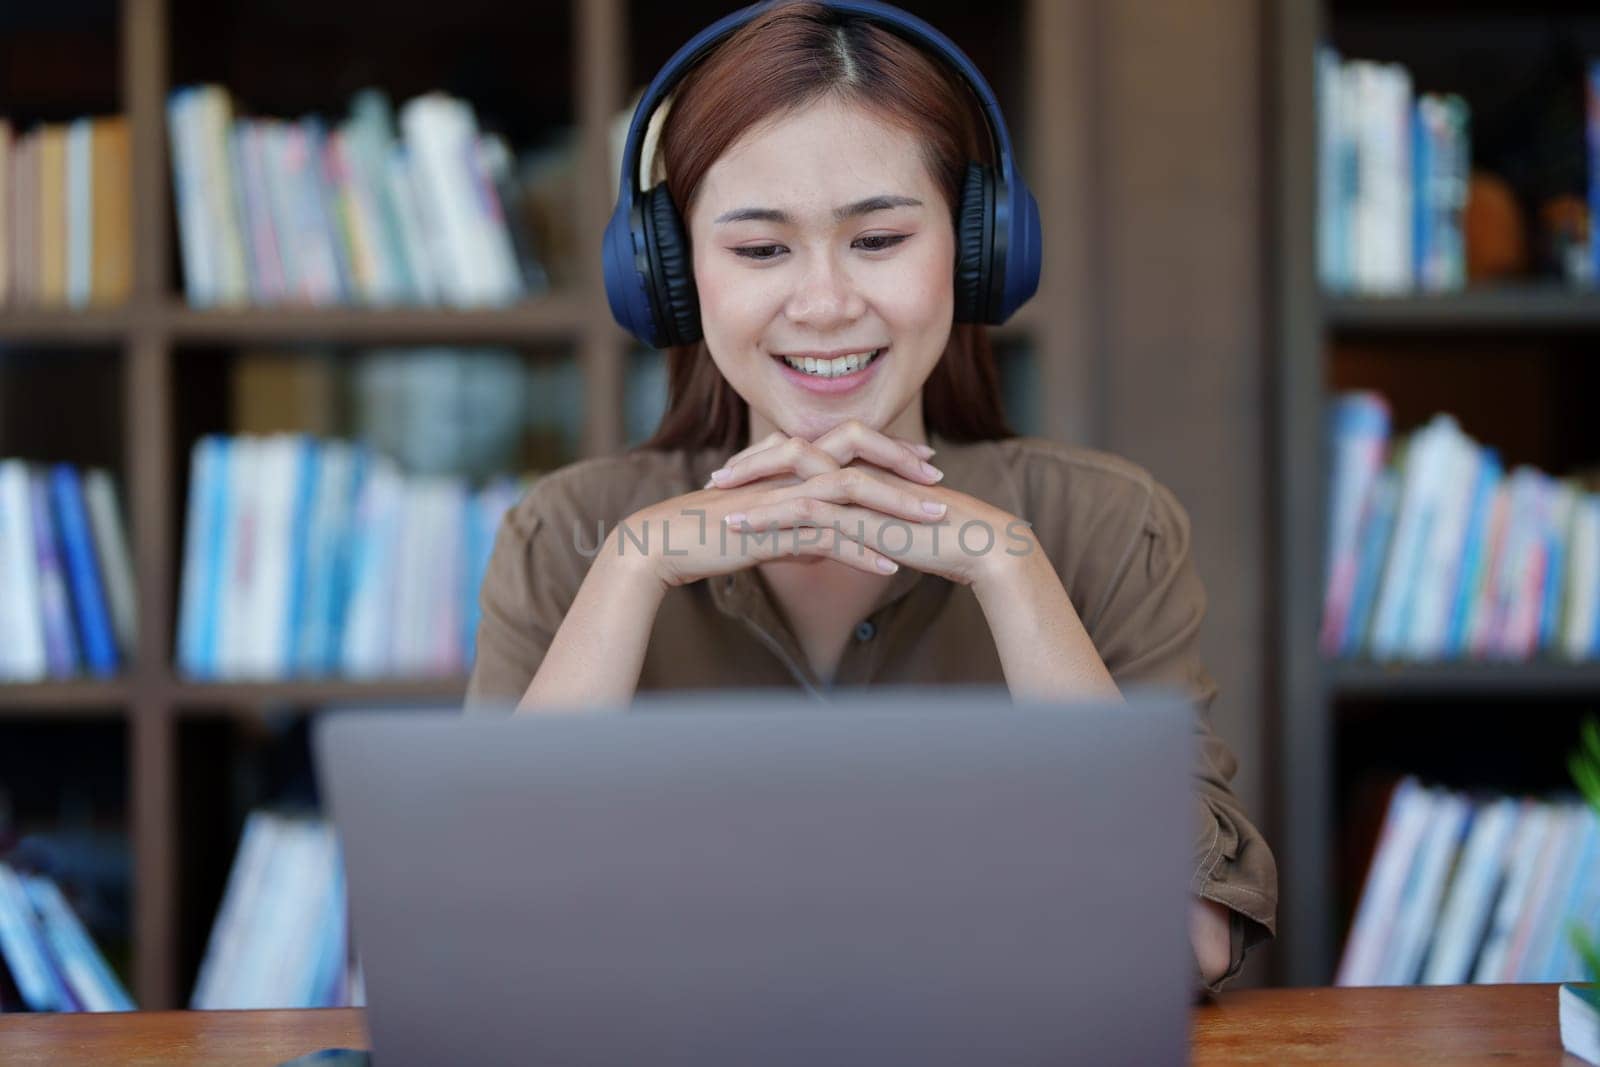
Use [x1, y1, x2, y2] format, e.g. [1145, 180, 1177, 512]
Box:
[1273, 0, 1600, 984]
[0, 0, 1064, 1008]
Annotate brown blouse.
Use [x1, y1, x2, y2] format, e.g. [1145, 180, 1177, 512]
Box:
[464, 428, 1279, 991]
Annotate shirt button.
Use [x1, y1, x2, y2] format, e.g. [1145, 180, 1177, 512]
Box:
[854, 620, 876, 642]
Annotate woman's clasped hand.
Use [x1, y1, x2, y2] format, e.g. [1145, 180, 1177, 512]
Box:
[614, 419, 1035, 589]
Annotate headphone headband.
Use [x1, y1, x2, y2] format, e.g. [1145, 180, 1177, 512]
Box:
[616, 0, 1017, 199]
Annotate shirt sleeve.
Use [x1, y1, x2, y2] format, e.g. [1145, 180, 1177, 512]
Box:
[1084, 476, 1279, 993]
[463, 484, 587, 713]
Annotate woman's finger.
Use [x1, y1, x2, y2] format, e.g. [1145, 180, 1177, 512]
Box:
[811, 419, 942, 485]
[713, 427, 941, 489]
[740, 519, 900, 575]
[722, 430, 787, 468]
[708, 436, 841, 488]
[725, 487, 947, 543]
[801, 466, 948, 524]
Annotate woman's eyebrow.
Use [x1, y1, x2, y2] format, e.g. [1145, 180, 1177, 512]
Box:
[713, 194, 923, 226]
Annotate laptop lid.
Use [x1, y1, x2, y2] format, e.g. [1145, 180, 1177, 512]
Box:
[313, 685, 1194, 1066]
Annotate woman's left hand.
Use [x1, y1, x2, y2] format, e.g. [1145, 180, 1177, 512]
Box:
[703, 423, 1036, 588]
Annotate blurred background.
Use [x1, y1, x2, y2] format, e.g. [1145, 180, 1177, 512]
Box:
[1, 0, 1599, 1012]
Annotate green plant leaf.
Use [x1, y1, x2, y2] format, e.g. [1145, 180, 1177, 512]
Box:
[1571, 919, 1600, 985]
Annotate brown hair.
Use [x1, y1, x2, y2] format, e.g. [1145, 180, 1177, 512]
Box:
[632, 0, 1016, 456]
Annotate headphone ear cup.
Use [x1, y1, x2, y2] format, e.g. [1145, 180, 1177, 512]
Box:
[953, 161, 995, 324]
[641, 184, 702, 347]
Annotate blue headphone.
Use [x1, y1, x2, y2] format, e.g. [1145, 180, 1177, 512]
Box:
[601, 0, 1042, 350]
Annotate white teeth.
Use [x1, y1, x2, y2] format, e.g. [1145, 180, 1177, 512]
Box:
[780, 348, 882, 377]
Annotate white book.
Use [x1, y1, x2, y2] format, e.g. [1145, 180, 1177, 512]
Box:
[246, 435, 302, 679]
[192, 811, 279, 1008]
[399, 93, 518, 306]
[1564, 497, 1600, 659]
[1499, 473, 1557, 658]
[1338, 778, 1433, 985]
[83, 469, 138, 662]
[1422, 797, 1520, 984]
[1480, 468, 1544, 658]
[259, 122, 305, 302]
[216, 437, 262, 679]
[197, 85, 250, 305]
[167, 88, 216, 305]
[1380, 791, 1470, 984]
[65, 117, 93, 308]
[1405, 423, 1482, 659]
[385, 148, 438, 303]
[0, 460, 46, 680]
[340, 455, 404, 677]
[176, 438, 219, 675]
[1382, 63, 1415, 291]
[1517, 807, 1596, 981]
[1370, 418, 1454, 658]
[1474, 804, 1559, 982]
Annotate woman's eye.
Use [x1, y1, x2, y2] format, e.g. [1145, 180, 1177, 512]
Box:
[854, 234, 908, 252]
[731, 234, 909, 262]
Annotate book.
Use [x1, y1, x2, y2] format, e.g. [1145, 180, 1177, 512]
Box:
[1341, 777, 1600, 986]
[1323, 390, 1600, 664]
[1563, 983, 1600, 1066]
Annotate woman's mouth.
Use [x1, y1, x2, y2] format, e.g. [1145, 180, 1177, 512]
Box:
[770, 346, 887, 395]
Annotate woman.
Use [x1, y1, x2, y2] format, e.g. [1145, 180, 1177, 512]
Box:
[465, 0, 1276, 993]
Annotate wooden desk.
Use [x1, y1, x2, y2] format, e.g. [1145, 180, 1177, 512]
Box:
[0, 984, 1577, 1065]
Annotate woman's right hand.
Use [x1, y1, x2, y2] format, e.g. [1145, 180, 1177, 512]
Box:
[612, 423, 946, 588]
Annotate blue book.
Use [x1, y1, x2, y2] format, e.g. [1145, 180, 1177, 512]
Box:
[49, 465, 119, 677]
[197, 437, 233, 679]
[1343, 470, 1400, 657]
[1412, 98, 1431, 289]
[325, 445, 371, 673]
[282, 436, 320, 676]
[29, 469, 81, 677]
[1444, 449, 1501, 657]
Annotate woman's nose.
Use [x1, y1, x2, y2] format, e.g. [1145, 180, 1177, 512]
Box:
[784, 251, 864, 327]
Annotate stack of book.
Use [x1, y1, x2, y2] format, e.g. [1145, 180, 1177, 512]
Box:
[1339, 776, 1600, 986]
[1316, 47, 1471, 294]
[174, 434, 530, 681]
[167, 85, 571, 308]
[0, 862, 135, 1011]
[0, 116, 133, 308]
[190, 810, 361, 1010]
[0, 461, 136, 682]
[1321, 391, 1600, 662]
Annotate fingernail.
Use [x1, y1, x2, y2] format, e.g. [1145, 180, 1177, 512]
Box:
[912, 443, 936, 458]
[921, 462, 943, 481]
[921, 500, 947, 517]
[724, 512, 746, 528]
[710, 467, 732, 483]
[876, 557, 899, 573]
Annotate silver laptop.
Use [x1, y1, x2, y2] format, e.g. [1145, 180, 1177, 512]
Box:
[312, 685, 1195, 1066]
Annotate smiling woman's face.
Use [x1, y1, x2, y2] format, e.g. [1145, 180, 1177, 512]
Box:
[686, 96, 955, 446]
